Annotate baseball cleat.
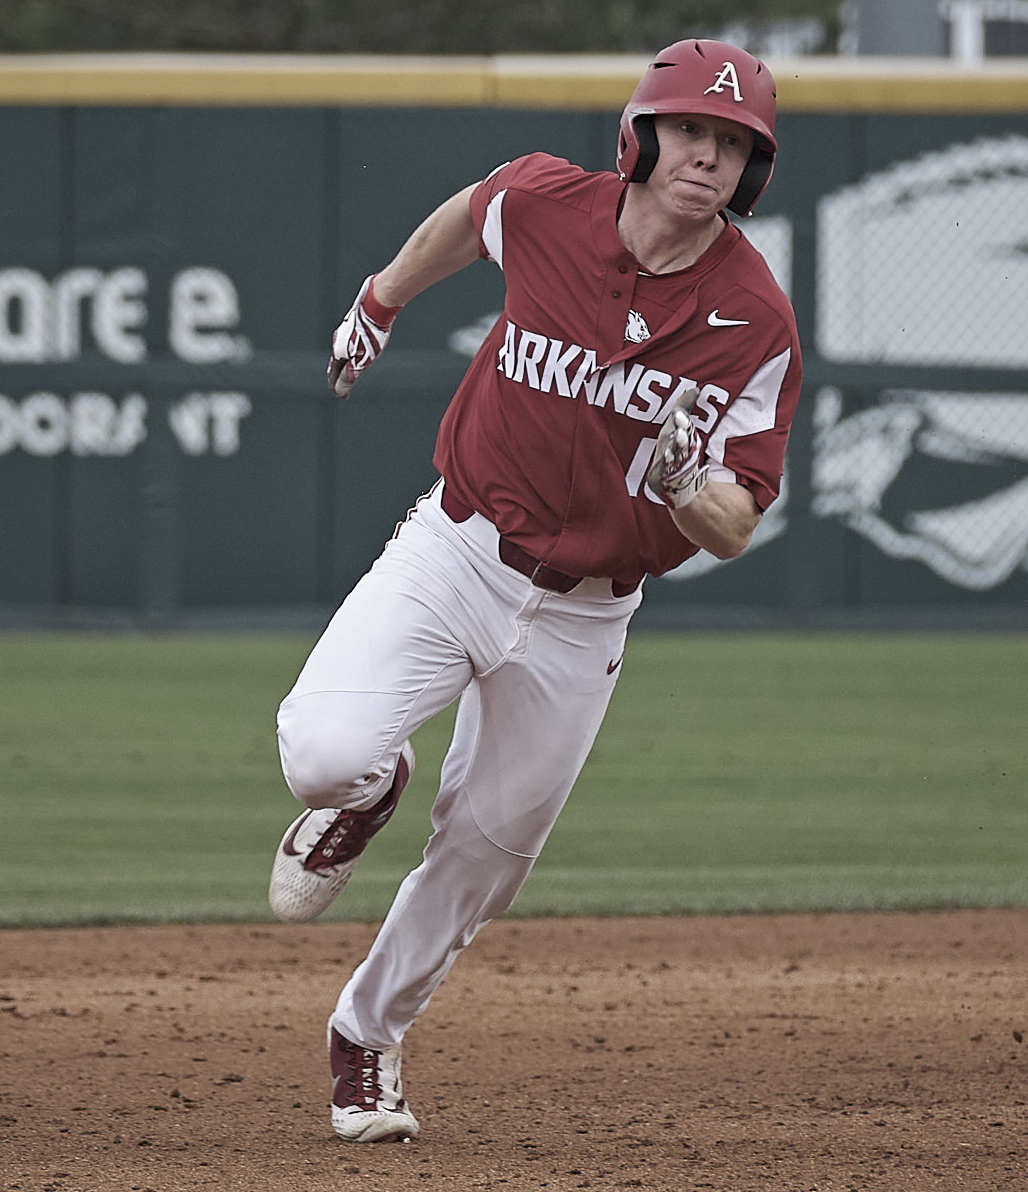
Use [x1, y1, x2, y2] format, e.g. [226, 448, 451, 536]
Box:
[329, 1025, 420, 1143]
[268, 742, 414, 923]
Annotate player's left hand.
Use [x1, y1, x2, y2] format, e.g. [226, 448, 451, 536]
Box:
[646, 386, 710, 508]
[327, 275, 397, 398]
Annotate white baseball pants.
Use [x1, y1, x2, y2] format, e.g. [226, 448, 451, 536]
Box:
[276, 481, 642, 1049]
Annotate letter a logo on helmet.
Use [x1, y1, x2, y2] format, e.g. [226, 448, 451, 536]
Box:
[703, 62, 744, 102]
[616, 39, 777, 217]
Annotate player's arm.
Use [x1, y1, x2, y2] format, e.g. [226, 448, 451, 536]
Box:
[668, 482, 760, 559]
[372, 183, 481, 307]
[328, 183, 480, 397]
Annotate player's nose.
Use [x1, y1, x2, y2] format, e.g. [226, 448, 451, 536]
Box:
[692, 134, 719, 167]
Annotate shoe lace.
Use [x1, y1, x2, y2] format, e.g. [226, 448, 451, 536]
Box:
[304, 786, 401, 872]
[335, 1041, 385, 1109]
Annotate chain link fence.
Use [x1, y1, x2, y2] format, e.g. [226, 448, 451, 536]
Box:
[810, 132, 1028, 595]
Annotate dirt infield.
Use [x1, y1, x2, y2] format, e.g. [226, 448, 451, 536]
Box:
[2, 909, 1026, 1191]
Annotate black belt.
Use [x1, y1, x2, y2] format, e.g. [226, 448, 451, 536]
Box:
[440, 486, 638, 598]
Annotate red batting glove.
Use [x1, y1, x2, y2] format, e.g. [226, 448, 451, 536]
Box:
[327, 275, 403, 398]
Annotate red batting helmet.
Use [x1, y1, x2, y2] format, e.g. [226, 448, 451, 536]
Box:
[616, 39, 778, 217]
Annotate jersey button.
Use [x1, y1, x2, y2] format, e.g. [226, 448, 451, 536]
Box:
[611, 289, 621, 298]
[618, 265, 629, 274]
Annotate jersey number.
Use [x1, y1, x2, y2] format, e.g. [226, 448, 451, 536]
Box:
[624, 437, 663, 504]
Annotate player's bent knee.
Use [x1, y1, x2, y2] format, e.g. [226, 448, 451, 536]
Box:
[276, 693, 389, 810]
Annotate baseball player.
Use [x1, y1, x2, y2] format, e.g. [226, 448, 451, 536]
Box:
[269, 38, 801, 1143]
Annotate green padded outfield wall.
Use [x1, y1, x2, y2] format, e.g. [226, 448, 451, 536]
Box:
[0, 59, 1025, 625]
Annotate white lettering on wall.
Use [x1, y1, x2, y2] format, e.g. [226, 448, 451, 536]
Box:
[94, 268, 148, 363]
[53, 268, 103, 359]
[0, 265, 255, 458]
[168, 392, 252, 455]
[0, 266, 249, 363]
[0, 392, 147, 456]
[169, 268, 250, 363]
[0, 267, 148, 363]
[0, 391, 251, 457]
[0, 269, 48, 361]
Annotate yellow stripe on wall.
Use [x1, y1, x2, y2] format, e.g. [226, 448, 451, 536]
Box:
[0, 54, 1026, 112]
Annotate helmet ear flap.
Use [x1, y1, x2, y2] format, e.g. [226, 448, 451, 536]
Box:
[629, 114, 660, 183]
[727, 140, 775, 217]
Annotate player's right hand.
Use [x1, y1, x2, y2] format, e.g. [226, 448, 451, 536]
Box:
[327, 275, 397, 398]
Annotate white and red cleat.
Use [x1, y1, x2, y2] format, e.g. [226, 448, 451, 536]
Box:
[329, 1025, 420, 1143]
[268, 742, 414, 923]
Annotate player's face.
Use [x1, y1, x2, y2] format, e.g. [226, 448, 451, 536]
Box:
[647, 113, 754, 220]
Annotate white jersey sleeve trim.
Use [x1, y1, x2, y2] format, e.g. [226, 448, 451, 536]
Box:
[481, 188, 508, 269]
[706, 346, 791, 465]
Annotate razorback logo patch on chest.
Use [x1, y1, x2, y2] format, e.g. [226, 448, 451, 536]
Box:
[625, 310, 651, 343]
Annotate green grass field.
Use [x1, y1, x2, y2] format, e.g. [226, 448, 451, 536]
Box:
[1, 631, 1024, 926]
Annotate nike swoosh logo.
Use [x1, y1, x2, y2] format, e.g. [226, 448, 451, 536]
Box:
[282, 810, 313, 856]
[607, 652, 625, 675]
[707, 310, 750, 327]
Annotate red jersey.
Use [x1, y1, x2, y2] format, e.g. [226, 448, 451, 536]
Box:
[433, 152, 802, 585]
